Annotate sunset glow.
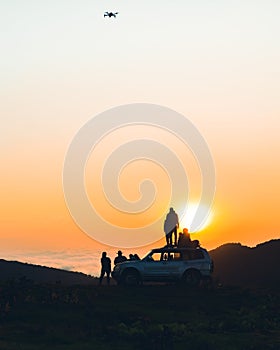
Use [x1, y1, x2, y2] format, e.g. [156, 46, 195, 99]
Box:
[1, 0, 279, 276]
[179, 203, 213, 233]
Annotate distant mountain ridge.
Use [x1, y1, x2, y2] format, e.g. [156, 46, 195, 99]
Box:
[209, 239, 280, 287]
[0, 239, 279, 287]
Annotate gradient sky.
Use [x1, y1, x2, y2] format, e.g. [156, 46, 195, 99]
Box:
[1, 1, 280, 274]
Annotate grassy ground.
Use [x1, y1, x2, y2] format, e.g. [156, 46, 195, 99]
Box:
[0, 281, 279, 349]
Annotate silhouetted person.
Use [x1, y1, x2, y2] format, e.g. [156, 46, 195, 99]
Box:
[114, 250, 127, 265]
[178, 227, 192, 248]
[133, 254, 140, 260]
[129, 254, 135, 260]
[99, 252, 111, 285]
[164, 219, 172, 246]
[164, 207, 179, 246]
[191, 239, 200, 248]
[177, 232, 184, 247]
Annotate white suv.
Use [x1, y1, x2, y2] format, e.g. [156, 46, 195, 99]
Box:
[112, 246, 213, 286]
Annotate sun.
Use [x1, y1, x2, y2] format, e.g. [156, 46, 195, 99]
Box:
[179, 202, 213, 233]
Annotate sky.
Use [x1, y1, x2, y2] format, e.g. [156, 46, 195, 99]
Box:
[1, 0, 280, 276]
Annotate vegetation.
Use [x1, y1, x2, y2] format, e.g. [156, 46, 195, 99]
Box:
[0, 240, 279, 349]
[0, 280, 279, 350]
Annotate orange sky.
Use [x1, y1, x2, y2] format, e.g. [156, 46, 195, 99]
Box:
[0, 1, 279, 274]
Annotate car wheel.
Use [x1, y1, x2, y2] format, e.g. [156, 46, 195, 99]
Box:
[122, 270, 140, 286]
[182, 269, 201, 287]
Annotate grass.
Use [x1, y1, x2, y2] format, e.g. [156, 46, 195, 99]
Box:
[0, 281, 279, 349]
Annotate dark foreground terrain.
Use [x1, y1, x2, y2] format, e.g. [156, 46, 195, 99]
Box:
[0, 281, 279, 350]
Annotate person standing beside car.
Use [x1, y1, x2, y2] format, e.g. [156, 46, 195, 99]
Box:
[114, 250, 127, 265]
[99, 252, 111, 285]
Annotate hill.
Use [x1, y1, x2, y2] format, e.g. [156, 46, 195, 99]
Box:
[0, 259, 96, 285]
[0, 239, 279, 287]
[0, 241, 279, 349]
[209, 239, 280, 287]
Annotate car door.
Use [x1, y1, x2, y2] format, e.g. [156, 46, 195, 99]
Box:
[181, 249, 206, 275]
[143, 252, 170, 281]
[162, 252, 183, 280]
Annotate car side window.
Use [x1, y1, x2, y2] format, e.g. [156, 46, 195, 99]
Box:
[161, 252, 178, 261]
[168, 253, 182, 261]
[189, 250, 204, 260]
[173, 252, 181, 261]
[168, 253, 174, 261]
[162, 253, 168, 261]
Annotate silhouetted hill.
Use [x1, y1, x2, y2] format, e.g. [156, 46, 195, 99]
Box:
[1, 239, 279, 287]
[0, 259, 96, 285]
[209, 239, 280, 287]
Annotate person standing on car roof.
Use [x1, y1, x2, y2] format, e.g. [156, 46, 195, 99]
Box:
[164, 219, 172, 246]
[164, 207, 179, 246]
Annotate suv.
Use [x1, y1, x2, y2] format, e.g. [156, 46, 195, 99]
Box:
[112, 246, 213, 286]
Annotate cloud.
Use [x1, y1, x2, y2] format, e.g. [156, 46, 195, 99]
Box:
[0, 249, 101, 276]
[0, 246, 148, 277]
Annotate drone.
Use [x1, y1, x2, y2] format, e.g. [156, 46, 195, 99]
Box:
[104, 12, 118, 18]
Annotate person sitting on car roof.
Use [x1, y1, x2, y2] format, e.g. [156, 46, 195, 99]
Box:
[190, 239, 200, 248]
[178, 228, 192, 248]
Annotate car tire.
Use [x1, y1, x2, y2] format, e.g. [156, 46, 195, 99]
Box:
[182, 269, 201, 287]
[121, 270, 140, 286]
